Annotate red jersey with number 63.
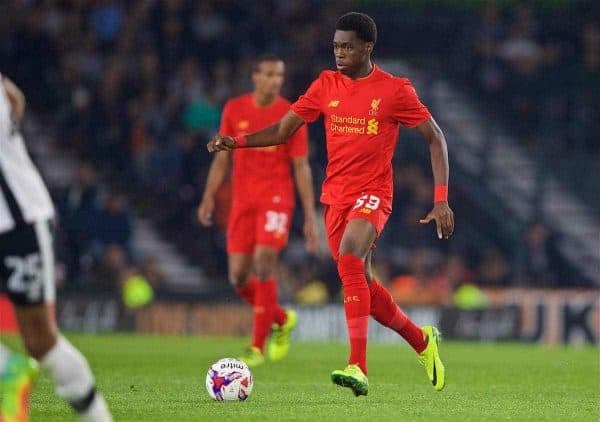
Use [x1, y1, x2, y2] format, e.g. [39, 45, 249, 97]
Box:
[220, 94, 308, 207]
[290, 65, 431, 206]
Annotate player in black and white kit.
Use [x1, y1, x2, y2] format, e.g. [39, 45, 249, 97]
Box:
[0, 75, 112, 421]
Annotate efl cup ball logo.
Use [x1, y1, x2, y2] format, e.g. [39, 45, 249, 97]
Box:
[206, 358, 253, 401]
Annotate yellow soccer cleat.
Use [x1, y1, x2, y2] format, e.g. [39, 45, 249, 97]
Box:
[418, 326, 445, 391]
[238, 346, 265, 368]
[267, 309, 298, 362]
[331, 364, 369, 397]
[0, 353, 39, 422]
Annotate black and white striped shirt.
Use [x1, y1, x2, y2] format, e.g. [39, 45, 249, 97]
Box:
[0, 75, 55, 234]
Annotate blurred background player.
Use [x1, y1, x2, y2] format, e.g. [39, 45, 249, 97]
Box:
[198, 55, 318, 367]
[0, 75, 111, 421]
[208, 13, 453, 396]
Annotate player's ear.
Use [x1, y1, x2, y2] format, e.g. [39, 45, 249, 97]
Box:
[365, 42, 374, 55]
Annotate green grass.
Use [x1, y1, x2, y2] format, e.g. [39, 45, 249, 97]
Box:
[1, 334, 598, 421]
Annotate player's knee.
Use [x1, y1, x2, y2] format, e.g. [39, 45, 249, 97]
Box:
[22, 330, 58, 359]
[253, 263, 274, 281]
[228, 268, 250, 288]
[339, 237, 368, 258]
[253, 251, 277, 281]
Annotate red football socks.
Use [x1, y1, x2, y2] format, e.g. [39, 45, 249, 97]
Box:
[270, 279, 288, 326]
[235, 278, 257, 305]
[369, 279, 427, 354]
[251, 280, 277, 352]
[338, 254, 371, 374]
[235, 276, 287, 326]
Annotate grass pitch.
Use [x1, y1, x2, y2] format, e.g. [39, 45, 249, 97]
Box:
[1, 334, 598, 421]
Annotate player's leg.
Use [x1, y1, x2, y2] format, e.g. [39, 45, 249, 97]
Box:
[366, 245, 445, 390]
[253, 206, 297, 363]
[12, 220, 112, 420]
[330, 217, 376, 396]
[253, 247, 288, 327]
[249, 246, 278, 356]
[228, 253, 254, 303]
[366, 251, 427, 352]
[227, 204, 257, 303]
[229, 253, 266, 367]
[337, 218, 376, 372]
[0, 225, 39, 422]
[252, 245, 298, 362]
[227, 205, 269, 366]
[15, 304, 112, 420]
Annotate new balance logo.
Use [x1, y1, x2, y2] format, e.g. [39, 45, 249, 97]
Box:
[328, 100, 340, 107]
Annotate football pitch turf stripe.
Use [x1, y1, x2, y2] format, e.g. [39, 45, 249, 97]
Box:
[0, 334, 598, 421]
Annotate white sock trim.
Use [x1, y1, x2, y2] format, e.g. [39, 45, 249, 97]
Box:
[81, 393, 112, 422]
[40, 336, 95, 403]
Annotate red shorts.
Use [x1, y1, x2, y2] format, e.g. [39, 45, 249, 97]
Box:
[324, 193, 391, 261]
[227, 203, 293, 255]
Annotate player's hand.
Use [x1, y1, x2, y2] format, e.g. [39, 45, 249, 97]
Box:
[207, 134, 236, 152]
[303, 218, 319, 254]
[197, 197, 215, 226]
[419, 202, 454, 240]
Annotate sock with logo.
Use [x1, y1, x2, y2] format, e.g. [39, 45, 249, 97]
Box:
[338, 254, 370, 374]
[369, 278, 427, 353]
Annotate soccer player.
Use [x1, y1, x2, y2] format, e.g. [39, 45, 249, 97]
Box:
[208, 13, 454, 396]
[198, 55, 318, 367]
[0, 75, 112, 421]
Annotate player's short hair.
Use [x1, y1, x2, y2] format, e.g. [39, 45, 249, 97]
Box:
[336, 12, 377, 44]
[252, 54, 283, 73]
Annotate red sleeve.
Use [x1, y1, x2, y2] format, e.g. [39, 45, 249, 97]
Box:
[287, 123, 309, 158]
[290, 76, 323, 123]
[219, 101, 235, 136]
[391, 79, 431, 128]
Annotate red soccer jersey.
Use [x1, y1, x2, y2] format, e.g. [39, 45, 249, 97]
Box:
[220, 93, 309, 207]
[290, 65, 431, 206]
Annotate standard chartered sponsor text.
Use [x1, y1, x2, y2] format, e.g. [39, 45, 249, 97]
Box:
[330, 114, 379, 135]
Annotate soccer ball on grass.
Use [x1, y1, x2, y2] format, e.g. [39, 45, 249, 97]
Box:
[206, 358, 253, 401]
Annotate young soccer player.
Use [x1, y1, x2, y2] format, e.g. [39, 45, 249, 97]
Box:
[208, 13, 454, 396]
[198, 55, 318, 367]
[0, 75, 112, 420]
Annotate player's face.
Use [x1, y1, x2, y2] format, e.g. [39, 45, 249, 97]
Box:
[333, 30, 373, 76]
[252, 60, 285, 98]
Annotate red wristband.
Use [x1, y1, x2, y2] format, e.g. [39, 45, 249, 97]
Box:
[233, 135, 248, 148]
[434, 185, 448, 203]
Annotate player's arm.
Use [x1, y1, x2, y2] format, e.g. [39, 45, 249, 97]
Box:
[207, 110, 305, 152]
[292, 157, 318, 253]
[1, 76, 26, 126]
[416, 117, 454, 240]
[197, 151, 231, 226]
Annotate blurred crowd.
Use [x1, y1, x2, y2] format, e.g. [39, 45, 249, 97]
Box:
[52, 160, 164, 307]
[1, 1, 595, 305]
[461, 2, 599, 151]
